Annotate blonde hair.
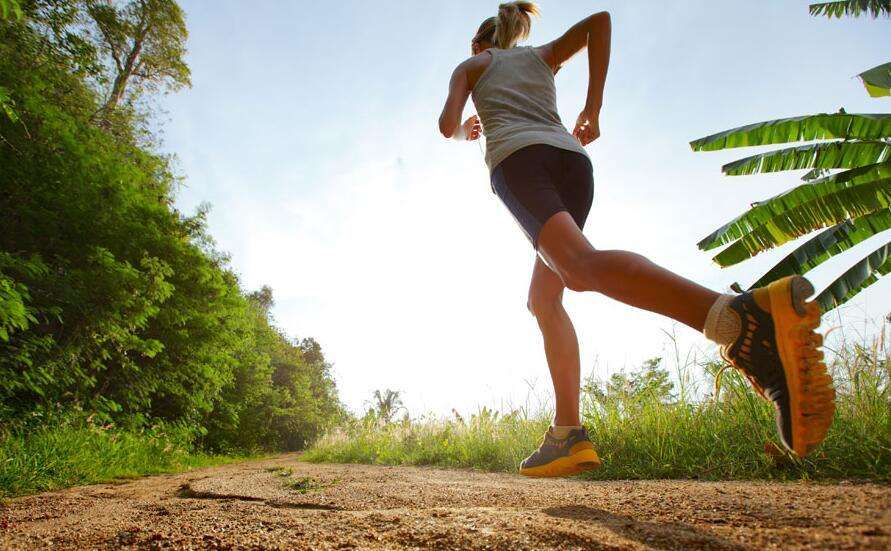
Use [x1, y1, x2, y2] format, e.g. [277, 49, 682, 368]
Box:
[473, 1, 540, 50]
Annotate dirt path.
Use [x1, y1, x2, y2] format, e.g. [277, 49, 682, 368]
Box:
[1, 455, 888, 550]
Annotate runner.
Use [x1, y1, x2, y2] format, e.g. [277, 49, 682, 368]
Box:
[438, 2, 835, 477]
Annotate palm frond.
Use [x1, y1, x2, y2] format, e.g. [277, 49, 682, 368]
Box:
[858, 62, 891, 98]
[749, 209, 891, 288]
[699, 162, 891, 251]
[809, 0, 891, 18]
[722, 141, 891, 176]
[816, 241, 891, 310]
[690, 113, 891, 152]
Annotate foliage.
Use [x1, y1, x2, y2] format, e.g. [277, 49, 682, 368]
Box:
[0, 414, 243, 498]
[859, 62, 891, 98]
[691, 114, 891, 152]
[585, 357, 674, 409]
[306, 333, 891, 481]
[808, 0, 890, 18]
[365, 389, 407, 424]
[84, 0, 190, 111]
[0, 0, 22, 20]
[690, 6, 891, 310]
[0, 0, 342, 458]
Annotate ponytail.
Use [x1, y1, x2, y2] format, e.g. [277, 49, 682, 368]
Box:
[495, 1, 539, 49]
[472, 1, 539, 50]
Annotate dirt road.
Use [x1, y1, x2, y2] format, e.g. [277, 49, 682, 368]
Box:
[1, 455, 888, 550]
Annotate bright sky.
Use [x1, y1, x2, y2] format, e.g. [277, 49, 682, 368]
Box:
[159, 0, 891, 417]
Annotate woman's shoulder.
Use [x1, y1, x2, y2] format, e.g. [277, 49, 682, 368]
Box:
[458, 51, 495, 90]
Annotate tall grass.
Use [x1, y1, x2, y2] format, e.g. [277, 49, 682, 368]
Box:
[304, 325, 890, 481]
[0, 418, 242, 498]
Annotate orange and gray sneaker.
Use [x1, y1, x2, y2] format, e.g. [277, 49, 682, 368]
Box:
[722, 275, 835, 457]
[519, 427, 601, 477]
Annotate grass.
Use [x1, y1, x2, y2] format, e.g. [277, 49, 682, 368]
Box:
[0, 422, 245, 499]
[304, 325, 891, 481]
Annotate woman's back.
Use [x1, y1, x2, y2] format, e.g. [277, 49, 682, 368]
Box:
[471, 46, 587, 172]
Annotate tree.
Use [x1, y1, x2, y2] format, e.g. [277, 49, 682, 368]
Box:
[585, 357, 675, 413]
[690, 1, 891, 310]
[85, 0, 190, 112]
[0, 4, 341, 452]
[368, 389, 406, 424]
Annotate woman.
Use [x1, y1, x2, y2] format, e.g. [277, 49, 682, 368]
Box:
[439, 2, 835, 478]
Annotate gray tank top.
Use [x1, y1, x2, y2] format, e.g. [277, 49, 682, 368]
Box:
[471, 46, 589, 173]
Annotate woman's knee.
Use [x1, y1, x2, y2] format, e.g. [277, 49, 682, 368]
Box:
[558, 252, 600, 293]
[527, 288, 563, 322]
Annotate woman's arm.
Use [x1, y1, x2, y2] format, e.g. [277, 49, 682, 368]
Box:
[438, 56, 487, 141]
[439, 62, 472, 138]
[540, 11, 611, 145]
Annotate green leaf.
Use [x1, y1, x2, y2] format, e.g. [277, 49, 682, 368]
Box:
[699, 162, 891, 251]
[809, 0, 891, 18]
[690, 113, 891, 152]
[712, 180, 891, 266]
[802, 168, 830, 181]
[749, 209, 891, 288]
[816, 241, 891, 311]
[858, 62, 891, 98]
[0, 0, 22, 20]
[0, 86, 18, 123]
[722, 141, 891, 176]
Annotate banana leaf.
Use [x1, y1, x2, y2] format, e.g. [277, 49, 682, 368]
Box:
[858, 62, 891, 98]
[815, 241, 891, 311]
[0, 0, 22, 20]
[690, 113, 891, 152]
[713, 179, 891, 266]
[722, 140, 891, 176]
[749, 209, 891, 288]
[809, 0, 891, 18]
[802, 168, 830, 181]
[699, 162, 891, 250]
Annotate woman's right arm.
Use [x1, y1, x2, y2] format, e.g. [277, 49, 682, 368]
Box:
[540, 12, 611, 145]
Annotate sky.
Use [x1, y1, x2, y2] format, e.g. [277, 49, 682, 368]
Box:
[157, 0, 891, 417]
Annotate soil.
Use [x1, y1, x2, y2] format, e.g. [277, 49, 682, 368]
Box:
[1, 455, 889, 550]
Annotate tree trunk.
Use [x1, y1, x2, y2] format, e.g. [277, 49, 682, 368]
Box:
[103, 26, 147, 112]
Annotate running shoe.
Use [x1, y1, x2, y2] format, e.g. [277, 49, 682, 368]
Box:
[519, 427, 601, 477]
[722, 275, 835, 457]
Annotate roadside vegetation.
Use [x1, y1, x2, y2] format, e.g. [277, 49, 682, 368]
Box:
[0, 417, 248, 498]
[305, 327, 890, 481]
[0, 1, 342, 498]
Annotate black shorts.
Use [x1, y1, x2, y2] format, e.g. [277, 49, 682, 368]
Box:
[490, 144, 594, 249]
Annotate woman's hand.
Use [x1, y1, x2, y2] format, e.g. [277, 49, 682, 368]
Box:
[459, 115, 482, 141]
[573, 108, 600, 146]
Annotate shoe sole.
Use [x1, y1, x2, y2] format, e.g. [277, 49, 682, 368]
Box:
[519, 448, 601, 478]
[768, 275, 836, 457]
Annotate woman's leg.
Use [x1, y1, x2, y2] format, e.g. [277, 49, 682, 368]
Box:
[536, 212, 719, 331]
[535, 211, 835, 459]
[527, 256, 580, 427]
